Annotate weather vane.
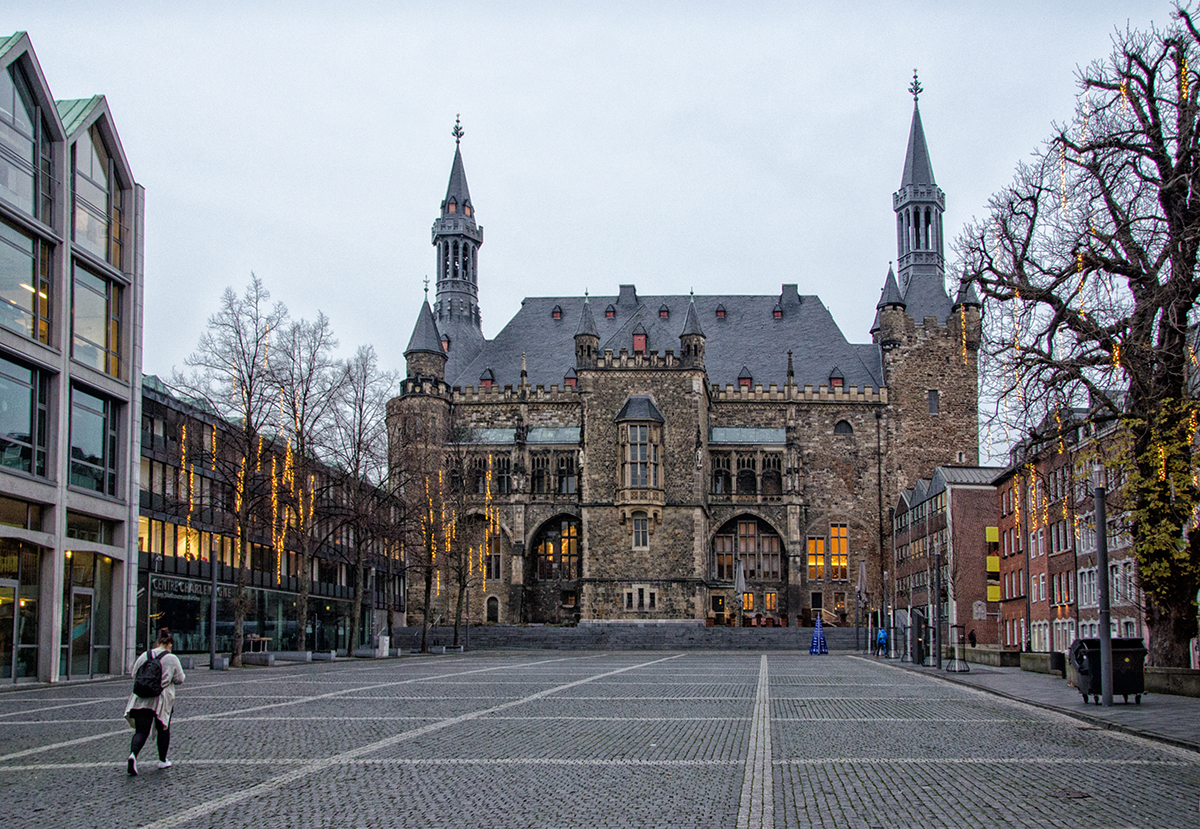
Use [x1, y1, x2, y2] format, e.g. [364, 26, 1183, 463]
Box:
[452, 114, 464, 146]
[423, 275, 429, 298]
[909, 70, 923, 103]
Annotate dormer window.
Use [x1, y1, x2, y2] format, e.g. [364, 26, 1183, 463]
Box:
[715, 305, 726, 319]
[552, 305, 562, 320]
[479, 368, 494, 390]
[564, 374, 577, 389]
[633, 334, 647, 354]
[738, 366, 753, 390]
[448, 199, 457, 213]
[464, 204, 472, 217]
[830, 377, 843, 387]
[772, 305, 782, 319]
[659, 304, 669, 319]
[441, 335, 450, 352]
[605, 304, 615, 319]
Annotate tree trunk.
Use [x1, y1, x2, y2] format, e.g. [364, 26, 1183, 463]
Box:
[453, 581, 465, 648]
[349, 548, 364, 654]
[421, 567, 433, 653]
[297, 537, 312, 652]
[1145, 593, 1197, 668]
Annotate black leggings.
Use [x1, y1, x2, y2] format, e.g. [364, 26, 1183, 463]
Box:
[129, 709, 170, 760]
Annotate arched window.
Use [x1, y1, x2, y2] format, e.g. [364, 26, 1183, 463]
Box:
[762, 455, 782, 496]
[834, 420, 853, 435]
[736, 456, 756, 494]
[711, 453, 731, 494]
[535, 516, 579, 580]
[712, 516, 783, 582]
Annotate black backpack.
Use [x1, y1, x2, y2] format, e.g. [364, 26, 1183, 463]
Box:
[133, 650, 166, 698]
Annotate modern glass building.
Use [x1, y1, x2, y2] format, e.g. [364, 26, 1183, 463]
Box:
[0, 32, 144, 683]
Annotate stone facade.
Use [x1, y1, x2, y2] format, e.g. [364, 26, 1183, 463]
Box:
[391, 96, 981, 630]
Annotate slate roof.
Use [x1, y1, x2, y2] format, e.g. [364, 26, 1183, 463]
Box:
[448, 285, 884, 390]
[56, 96, 102, 136]
[615, 395, 664, 422]
[877, 266, 904, 308]
[443, 145, 472, 212]
[404, 301, 444, 357]
[710, 427, 786, 445]
[900, 103, 936, 187]
[681, 298, 705, 337]
[574, 297, 599, 338]
[901, 272, 954, 328]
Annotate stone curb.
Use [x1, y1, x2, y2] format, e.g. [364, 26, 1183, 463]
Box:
[860, 655, 1200, 756]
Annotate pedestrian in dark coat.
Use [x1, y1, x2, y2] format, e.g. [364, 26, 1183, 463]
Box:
[124, 629, 185, 775]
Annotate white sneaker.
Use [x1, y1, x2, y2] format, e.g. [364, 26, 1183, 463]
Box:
[156, 759, 172, 769]
[127, 754, 137, 776]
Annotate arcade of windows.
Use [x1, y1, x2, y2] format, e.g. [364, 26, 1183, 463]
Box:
[710, 451, 783, 500]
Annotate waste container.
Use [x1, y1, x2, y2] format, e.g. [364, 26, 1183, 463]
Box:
[1069, 638, 1147, 704]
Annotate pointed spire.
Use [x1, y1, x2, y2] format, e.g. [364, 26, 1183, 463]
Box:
[680, 295, 705, 338]
[954, 279, 981, 309]
[443, 145, 473, 215]
[901, 74, 936, 188]
[574, 295, 599, 338]
[404, 300, 444, 357]
[877, 265, 905, 309]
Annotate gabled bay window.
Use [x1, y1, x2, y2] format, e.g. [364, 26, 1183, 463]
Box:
[73, 124, 124, 268]
[0, 62, 54, 224]
[72, 263, 121, 377]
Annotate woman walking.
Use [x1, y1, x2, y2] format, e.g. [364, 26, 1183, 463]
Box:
[124, 628, 185, 776]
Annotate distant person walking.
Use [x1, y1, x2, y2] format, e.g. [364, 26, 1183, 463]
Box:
[968, 629, 977, 649]
[124, 628, 185, 776]
[875, 626, 888, 657]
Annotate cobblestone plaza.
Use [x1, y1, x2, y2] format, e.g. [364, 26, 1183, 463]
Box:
[1, 652, 1198, 829]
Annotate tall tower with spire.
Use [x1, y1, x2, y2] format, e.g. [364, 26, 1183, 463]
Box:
[432, 116, 486, 383]
[893, 71, 949, 324]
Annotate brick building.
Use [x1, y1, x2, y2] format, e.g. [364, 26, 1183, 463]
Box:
[389, 89, 982, 628]
[890, 466, 1002, 656]
[994, 415, 1145, 655]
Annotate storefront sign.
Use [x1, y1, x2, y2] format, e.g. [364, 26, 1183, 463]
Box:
[151, 576, 235, 600]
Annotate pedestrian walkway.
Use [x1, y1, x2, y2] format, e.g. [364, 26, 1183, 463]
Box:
[879, 655, 1200, 753]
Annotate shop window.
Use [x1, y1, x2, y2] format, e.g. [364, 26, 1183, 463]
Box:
[65, 511, 116, 545]
[0, 355, 48, 477]
[69, 386, 119, 496]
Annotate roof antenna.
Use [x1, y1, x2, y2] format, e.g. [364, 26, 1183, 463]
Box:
[452, 114, 464, 146]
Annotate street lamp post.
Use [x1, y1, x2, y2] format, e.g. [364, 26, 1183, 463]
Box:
[1093, 464, 1113, 707]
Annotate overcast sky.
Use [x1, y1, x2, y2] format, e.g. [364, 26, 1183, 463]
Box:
[16, 1, 1168, 388]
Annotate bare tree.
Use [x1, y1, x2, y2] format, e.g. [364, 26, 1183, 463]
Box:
[958, 5, 1200, 666]
[326, 345, 399, 653]
[271, 313, 343, 651]
[174, 276, 287, 667]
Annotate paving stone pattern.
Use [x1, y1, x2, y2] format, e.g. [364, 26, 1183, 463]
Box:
[0, 653, 1197, 829]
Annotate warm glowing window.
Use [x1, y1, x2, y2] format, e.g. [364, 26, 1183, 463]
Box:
[743, 592, 754, 610]
[535, 517, 579, 580]
[830, 523, 849, 580]
[808, 537, 825, 580]
[764, 592, 777, 611]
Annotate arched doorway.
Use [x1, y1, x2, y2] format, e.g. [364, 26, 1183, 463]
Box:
[527, 515, 581, 623]
[486, 596, 499, 623]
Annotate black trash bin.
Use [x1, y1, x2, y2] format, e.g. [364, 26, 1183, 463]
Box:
[1070, 637, 1147, 704]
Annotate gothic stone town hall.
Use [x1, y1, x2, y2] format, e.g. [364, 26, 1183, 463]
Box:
[388, 96, 981, 628]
